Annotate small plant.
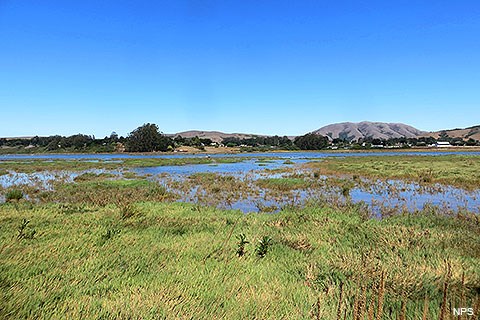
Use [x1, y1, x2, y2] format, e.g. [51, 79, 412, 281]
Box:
[192, 204, 203, 212]
[418, 169, 434, 183]
[118, 202, 138, 219]
[6, 189, 23, 202]
[99, 228, 120, 245]
[17, 219, 36, 240]
[341, 185, 351, 197]
[256, 236, 273, 258]
[236, 233, 249, 257]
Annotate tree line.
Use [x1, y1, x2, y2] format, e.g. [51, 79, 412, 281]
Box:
[0, 124, 216, 153]
[1, 123, 478, 153]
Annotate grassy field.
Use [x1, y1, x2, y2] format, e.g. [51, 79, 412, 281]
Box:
[305, 155, 480, 189]
[1, 198, 479, 319]
[1, 154, 480, 318]
[0, 157, 243, 174]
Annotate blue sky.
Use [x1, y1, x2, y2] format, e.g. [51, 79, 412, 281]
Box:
[1, 1, 479, 137]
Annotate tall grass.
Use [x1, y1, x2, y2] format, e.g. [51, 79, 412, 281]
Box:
[0, 201, 478, 319]
[304, 155, 480, 189]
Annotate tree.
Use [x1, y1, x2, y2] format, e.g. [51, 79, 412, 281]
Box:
[126, 123, 173, 152]
[69, 134, 93, 149]
[294, 133, 329, 150]
[109, 132, 119, 141]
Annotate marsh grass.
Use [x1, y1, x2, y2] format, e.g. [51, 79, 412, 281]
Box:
[0, 201, 478, 319]
[1, 154, 480, 318]
[170, 172, 255, 209]
[304, 155, 480, 189]
[40, 179, 174, 207]
[73, 172, 117, 182]
[16, 218, 36, 240]
[5, 189, 23, 202]
[256, 177, 312, 191]
[0, 157, 245, 174]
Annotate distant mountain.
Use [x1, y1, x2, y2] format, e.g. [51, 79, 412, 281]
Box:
[311, 121, 427, 141]
[169, 130, 265, 143]
[427, 125, 480, 141]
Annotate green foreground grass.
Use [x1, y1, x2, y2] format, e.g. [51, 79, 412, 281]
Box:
[305, 155, 480, 189]
[1, 200, 479, 319]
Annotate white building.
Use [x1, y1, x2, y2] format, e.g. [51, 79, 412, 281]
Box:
[436, 141, 451, 148]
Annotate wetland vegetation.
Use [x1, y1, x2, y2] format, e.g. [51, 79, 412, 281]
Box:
[304, 155, 480, 190]
[1, 153, 479, 319]
[0, 157, 243, 174]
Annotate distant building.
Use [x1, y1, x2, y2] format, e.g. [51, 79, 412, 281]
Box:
[436, 141, 451, 148]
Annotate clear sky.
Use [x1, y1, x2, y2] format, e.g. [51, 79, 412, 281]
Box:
[1, 1, 479, 137]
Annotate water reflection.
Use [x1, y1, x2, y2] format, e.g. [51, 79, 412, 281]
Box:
[1, 156, 479, 215]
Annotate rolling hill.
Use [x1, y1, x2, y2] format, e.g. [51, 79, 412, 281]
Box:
[311, 121, 427, 141]
[170, 130, 264, 143]
[427, 125, 480, 141]
[171, 123, 480, 143]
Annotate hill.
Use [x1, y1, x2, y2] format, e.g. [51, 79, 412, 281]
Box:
[311, 121, 427, 141]
[169, 130, 266, 143]
[427, 125, 480, 141]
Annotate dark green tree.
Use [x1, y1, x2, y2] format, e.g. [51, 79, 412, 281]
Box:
[126, 123, 173, 152]
[294, 133, 329, 150]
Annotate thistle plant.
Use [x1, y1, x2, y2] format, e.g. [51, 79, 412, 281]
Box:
[17, 219, 36, 240]
[256, 236, 273, 258]
[236, 233, 249, 257]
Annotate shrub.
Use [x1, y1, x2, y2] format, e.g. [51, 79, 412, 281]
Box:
[119, 203, 138, 219]
[99, 228, 120, 245]
[256, 236, 273, 258]
[6, 189, 23, 202]
[17, 219, 36, 240]
[236, 233, 249, 257]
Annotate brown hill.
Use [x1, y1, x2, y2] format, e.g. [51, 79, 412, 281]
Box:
[169, 130, 264, 143]
[427, 125, 480, 141]
[312, 122, 426, 141]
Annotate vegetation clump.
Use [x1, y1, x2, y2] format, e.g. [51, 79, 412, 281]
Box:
[236, 233, 249, 257]
[73, 172, 116, 182]
[98, 228, 120, 245]
[256, 177, 311, 191]
[305, 155, 480, 189]
[5, 189, 23, 202]
[294, 133, 329, 150]
[256, 236, 273, 258]
[16, 218, 36, 240]
[125, 123, 173, 152]
[40, 179, 173, 206]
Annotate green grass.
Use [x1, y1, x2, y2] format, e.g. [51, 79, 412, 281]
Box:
[73, 172, 117, 182]
[305, 155, 480, 189]
[0, 157, 244, 174]
[1, 154, 480, 318]
[4, 189, 23, 202]
[40, 179, 174, 207]
[121, 157, 242, 167]
[256, 177, 312, 191]
[1, 201, 478, 319]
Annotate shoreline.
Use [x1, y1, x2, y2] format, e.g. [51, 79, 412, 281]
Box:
[1, 146, 480, 157]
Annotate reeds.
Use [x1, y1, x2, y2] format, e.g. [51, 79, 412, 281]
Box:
[439, 263, 453, 320]
[306, 266, 478, 320]
[421, 293, 429, 320]
[376, 271, 385, 320]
